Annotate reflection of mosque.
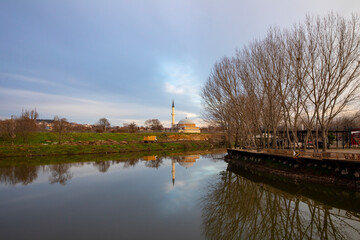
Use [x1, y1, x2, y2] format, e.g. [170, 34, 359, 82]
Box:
[171, 155, 200, 186]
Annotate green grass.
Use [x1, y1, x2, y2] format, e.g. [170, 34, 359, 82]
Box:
[0, 132, 215, 160]
[0, 132, 204, 145]
[0, 141, 213, 158]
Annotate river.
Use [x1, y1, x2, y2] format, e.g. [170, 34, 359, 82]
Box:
[0, 151, 359, 239]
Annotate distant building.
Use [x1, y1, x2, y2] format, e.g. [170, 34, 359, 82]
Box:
[170, 101, 200, 133]
[177, 118, 201, 133]
[36, 119, 54, 131]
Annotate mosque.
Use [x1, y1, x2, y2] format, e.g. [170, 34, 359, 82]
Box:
[171, 100, 200, 133]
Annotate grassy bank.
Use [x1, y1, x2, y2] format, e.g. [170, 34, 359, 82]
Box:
[0, 132, 218, 158]
[0, 132, 206, 145]
[0, 148, 227, 167]
[0, 142, 213, 157]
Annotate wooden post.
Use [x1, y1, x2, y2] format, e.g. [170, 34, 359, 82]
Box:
[349, 127, 352, 149]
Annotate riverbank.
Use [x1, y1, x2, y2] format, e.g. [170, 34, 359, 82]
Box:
[0, 141, 213, 158]
[0, 148, 227, 167]
[0, 132, 221, 158]
[227, 149, 360, 191]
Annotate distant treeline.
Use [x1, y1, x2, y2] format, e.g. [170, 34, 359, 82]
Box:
[0, 109, 217, 145]
[0, 109, 166, 144]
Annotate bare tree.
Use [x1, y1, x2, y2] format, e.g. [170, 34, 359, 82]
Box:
[0, 116, 17, 145]
[16, 109, 38, 143]
[53, 116, 69, 144]
[144, 119, 164, 131]
[123, 122, 138, 133]
[330, 111, 360, 130]
[303, 13, 360, 151]
[201, 59, 235, 148]
[202, 13, 360, 152]
[97, 118, 110, 132]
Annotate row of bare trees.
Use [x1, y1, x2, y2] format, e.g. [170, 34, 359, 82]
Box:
[202, 13, 360, 151]
[0, 108, 72, 144]
[0, 109, 39, 144]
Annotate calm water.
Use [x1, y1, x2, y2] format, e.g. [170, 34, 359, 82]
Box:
[0, 152, 359, 240]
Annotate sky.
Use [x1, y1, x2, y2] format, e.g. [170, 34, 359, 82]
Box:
[1, 0, 359, 127]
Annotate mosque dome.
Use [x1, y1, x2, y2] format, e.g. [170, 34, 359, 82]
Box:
[177, 161, 195, 168]
[176, 155, 199, 168]
[178, 118, 196, 127]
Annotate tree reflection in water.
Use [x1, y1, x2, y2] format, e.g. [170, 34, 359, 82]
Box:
[0, 158, 144, 185]
[0, 165, 39, 186]
[144, 157, 164, 169]
[201, 170, 360, 240]
[122, 158, 141, 168]
[48, 164, 73, 185]
[93, 161, 111, 173]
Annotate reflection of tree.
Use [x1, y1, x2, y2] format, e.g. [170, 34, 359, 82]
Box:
[208, 153, 226, 162]
[122, 158, 141, 168]
[48, 164, 73, 185]
[201, 170, 360, 240]
[144, 157, 164, 169]
[93, 161, 111, 173]
[0, 165, 39, 185]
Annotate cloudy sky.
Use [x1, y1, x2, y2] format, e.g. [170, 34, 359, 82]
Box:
[1, 0, 359, 127]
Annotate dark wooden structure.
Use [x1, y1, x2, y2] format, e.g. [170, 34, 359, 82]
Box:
[257, 128, 360, 149]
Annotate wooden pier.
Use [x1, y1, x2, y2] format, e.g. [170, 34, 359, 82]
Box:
[226, 148, 360, 190]
[227, 148, 360, 164]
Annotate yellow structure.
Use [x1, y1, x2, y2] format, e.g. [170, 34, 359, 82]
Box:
[143, 136, 157, 143]
[171, 100, 200, 133]
[143, 155, 157, 161]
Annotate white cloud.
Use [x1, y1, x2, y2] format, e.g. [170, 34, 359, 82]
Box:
[161, 62, 201, 99]
[176, 110, 198, 118]
[164, 82, 185, 94]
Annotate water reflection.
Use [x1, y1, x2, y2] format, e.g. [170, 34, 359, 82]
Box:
[1, 152, 360, 239]
[201, 164, 360, 240]
[0, 165, 39, 186]
[144, 155, 164, 169]
[48, 164, 73, 185]
[174, 155, 199, 168]
[122, 158, 141, 168]
[0, 154, 202, 186]
[93, 161, 111, 173]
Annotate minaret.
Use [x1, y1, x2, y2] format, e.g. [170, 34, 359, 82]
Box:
[171, 100, 175, 128]
[172, 159, 175, 186]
